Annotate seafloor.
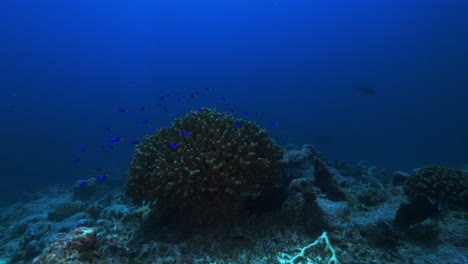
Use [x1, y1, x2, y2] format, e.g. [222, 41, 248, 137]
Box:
[0, 144, 466, 264]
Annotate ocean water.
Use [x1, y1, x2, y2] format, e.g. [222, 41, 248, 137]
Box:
[0, 0, 467, 214]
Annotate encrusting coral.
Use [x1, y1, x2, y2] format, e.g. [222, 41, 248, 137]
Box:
[125, 108, 284, 221]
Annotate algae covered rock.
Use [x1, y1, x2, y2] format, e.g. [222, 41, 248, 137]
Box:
[404, 166, 468, 206]
[47, 202, 83, 222]
[124, 108, 284, 219]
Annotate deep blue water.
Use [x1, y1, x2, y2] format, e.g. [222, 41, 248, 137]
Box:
[1, 0, 467, 204]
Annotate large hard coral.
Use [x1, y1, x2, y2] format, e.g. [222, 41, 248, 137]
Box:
[125, 108, 284, 219]
[404, 166, 468, 207]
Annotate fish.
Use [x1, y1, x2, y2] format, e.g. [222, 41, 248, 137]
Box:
[78, 180, 87, 185]
[118, 108, 129, 112]
[354, 87, 376, 95]
[269, 121, 279, 126]
[103, 126, 112, 131]
[109, 137, 124, 143]
[98, 175, 107, 182]
[72, 159, 81, 163]
[182, 132, 190, 136]
[234, 124, 243, 129]
[79, 148, 87, 152]
[142, 119, 150, 124]
[170, 143, 178, 148]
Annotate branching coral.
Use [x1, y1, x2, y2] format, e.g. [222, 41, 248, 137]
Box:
[125, 108, 284, 220]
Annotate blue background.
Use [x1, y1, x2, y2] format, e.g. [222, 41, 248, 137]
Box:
[1, 0, 467, 204]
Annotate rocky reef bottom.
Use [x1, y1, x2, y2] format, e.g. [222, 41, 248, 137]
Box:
[0, 145, 466, 264]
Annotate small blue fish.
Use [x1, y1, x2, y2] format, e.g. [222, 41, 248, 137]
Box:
[103, 126, 112, 131]
[118, 108, 128, 112]
[79, 148, 87, 152]
[72, 159, 81, 163]
[110, 137, 124, 143]
[98, 175, 107, 182]
[78, 180, 87, 185]
[270, 121, 279, 126]
[160, 96, 168, 101]
[106, 145, 115, 150]
[234, 124, 242, 129]
[142, 119, 150, 124]
[170, 143, 178, 148]
[182, 131, 190, 136]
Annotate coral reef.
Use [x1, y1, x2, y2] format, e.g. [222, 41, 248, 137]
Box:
[1, 145, 467, 264]
[125, 108, 284, 221]
[404, 166, 468, 206]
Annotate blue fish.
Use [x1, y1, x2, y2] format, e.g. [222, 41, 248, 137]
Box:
[79, 148, 87, 152]
[234, 124, 242, 129]
[78, 180, 87, 185]
[103, 126, 112, 131]
[142, 119, 150, 124]
[182, 131, 190, 136]
[72, 159, 81, 163]
[98, 175, 107, 182]
[170, 143, 178, 148]
[110, 137, 124, 143]
[270, 121, 279, 126]
[118, 108, 128, 112]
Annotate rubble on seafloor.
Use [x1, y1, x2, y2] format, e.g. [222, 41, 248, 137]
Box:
[0, 144, 466, 264]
